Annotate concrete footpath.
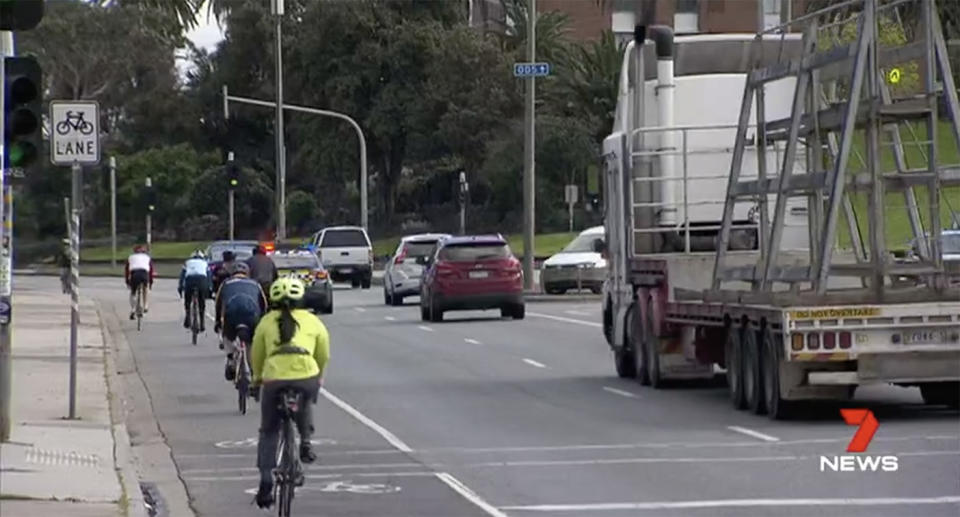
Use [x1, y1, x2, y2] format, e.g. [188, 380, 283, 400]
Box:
[0, 287, 144, 517]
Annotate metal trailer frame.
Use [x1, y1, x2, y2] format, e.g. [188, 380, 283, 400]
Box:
[603, 0, 960, 419]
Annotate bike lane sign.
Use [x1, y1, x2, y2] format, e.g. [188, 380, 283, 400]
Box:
[50, 101, 100, 166]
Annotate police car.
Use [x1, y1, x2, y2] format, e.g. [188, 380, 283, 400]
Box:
[267, 250, 333, 314]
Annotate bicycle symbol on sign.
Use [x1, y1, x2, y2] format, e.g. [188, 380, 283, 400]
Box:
[56, 111, 95, 136]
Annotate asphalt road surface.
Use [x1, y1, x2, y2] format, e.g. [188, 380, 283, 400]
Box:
[41, 276, 960, 516]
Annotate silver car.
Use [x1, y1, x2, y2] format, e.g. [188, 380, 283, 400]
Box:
[540, 226, 606, 295]
[383, 233, 451, 305]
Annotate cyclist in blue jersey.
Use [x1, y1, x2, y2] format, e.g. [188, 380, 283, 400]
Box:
[214, 262, 267, 380]
[178, 250, 211, 331]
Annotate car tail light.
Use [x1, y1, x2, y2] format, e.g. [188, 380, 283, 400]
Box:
[436, 263, 457, 277]
[807, 333, 820, 350]
[823, 331, 836, 350]
[314, 270, 328, 280]
[394, 246, 407, 265]
[261, 241, 275, 253]
[839, 331, 852, 349]
[791, 333, 804, 351]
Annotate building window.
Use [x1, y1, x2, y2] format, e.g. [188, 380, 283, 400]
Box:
[763, 0, 782, 30]
[674, 0, 699, 34]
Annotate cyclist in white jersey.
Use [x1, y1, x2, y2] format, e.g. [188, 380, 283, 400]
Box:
[125, 245, 154, 320]
[178, 250, 210, 330]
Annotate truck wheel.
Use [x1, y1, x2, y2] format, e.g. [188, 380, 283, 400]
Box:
[361, 274, 372, 289]
[743, 327, 766, 415]
[726, 326, 746, 410]
[762, 330, 793, 419]
[614, 303, 637, 379]
[642, 298, 662, 388]
[920, 382, 960, 409]
[631, 303, 650, 386]
[603, 302, 614, 346]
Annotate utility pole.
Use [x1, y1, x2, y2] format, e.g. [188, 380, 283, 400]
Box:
[109, 156, 116, 267]
[272, 0, 286, 240]
[227, 151, 235, 240]
[145, 176, 152, 249]
[522, 0, 536, 290]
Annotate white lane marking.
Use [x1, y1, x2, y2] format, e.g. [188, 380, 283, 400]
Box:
[185, 471, 436, 482]
[471, 455, 798, 468]
[726, 426, 780, 443]
[181, 462, 424, 474]
[178, 434, 960, 460]
[435, 472, 510, 517]
[499, 496, 960, 512]
[355, 307, 367, 312]
[602, 386, 638, 398]
[417, 325, 434, 332]
[528, 311, 601, 327]
[522, 358, 547, 369]
[320, 389, 413, 453]
[564, 310, 590, 316]
[205, 311, 215, 322]
[385, 316, 397, 321]
[464, 338, 482, 345]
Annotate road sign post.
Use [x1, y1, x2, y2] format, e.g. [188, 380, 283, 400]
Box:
[565, 184, 578, 232]
[110, 156, 116, 267]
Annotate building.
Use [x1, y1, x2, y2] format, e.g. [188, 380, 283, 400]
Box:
[469, 0, 808, 41]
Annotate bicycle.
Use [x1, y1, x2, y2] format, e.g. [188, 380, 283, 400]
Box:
[272, 389, 305, 517]
[233, 324, 252, 414]
[189, 289, 201, 346]
[134, 283, 146, 331]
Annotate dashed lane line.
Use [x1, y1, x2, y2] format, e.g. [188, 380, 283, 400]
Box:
[522, 358, 548, 369]
[527, 312, 602, 327]
[602, 386, 638, 398]
[385, 316, 397, 321]
[417, 325, 434, 332]
[464, 338, 482, 345]
[726, 426, 780, 443]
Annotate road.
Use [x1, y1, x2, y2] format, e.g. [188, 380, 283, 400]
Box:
[37, 276, 960, 516]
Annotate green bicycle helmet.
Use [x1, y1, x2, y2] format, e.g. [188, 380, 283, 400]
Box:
[269, 277, 305, 303]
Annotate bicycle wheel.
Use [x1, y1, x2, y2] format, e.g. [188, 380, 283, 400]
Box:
[236, 349, 248, 414]
[281, 422, 299, 517]
[190, 296, 199, 345]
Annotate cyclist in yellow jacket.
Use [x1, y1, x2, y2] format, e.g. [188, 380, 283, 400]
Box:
[250, 277, 330, 509]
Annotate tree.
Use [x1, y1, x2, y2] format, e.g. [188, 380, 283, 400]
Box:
[497, 0, 573, 64]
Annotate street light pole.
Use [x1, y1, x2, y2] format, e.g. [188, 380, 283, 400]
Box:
[222, 91, 369, 229]
[228, 151, 235, 240]
[522, 0, 537, 290]
[272, 0, 286, 240]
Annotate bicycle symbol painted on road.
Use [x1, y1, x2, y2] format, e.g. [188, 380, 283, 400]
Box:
[55, 111, 95, 136]
[215, 437, 337, 449]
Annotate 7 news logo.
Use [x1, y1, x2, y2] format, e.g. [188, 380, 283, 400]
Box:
[819, 409, 899, 472]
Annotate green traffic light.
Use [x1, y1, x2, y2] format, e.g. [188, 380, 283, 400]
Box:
[230, 179, 238, 187]
[7, 141, 36, 167]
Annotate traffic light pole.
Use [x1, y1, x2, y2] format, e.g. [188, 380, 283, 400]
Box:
[227, 151, 235, 240]
[0, 29, 12, 442]
[145, 176, 152, 249]
[222, 88, 369, 230]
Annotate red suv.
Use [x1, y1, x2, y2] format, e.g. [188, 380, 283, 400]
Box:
[419, 235, 525, 322]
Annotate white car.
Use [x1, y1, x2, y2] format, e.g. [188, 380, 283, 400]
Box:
[540, 226, 606, 295]
[311, 226, 373, 289]
[383, 233, 450, 305]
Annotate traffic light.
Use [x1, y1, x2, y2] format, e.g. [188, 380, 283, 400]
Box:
[145, 182, 156, 212]
[3, 56, 42, 170]
[227, 161, 240, 188]
[0, 0, 44, 31]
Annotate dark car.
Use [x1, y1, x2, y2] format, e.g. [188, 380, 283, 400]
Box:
[419, 235, 524, 322]
[269, 251, 333, 314]
[205, 240, 259, 295]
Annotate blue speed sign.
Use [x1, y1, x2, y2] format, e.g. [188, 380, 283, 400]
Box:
[514, 62, 550, 77]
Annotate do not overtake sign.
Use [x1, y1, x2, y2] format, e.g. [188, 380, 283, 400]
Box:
[50, 101, 100, 166]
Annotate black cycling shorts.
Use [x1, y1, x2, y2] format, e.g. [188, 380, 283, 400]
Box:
[129, 269, 150, 295]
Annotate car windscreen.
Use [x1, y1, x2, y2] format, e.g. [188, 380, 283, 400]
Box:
[439, 243, 510, 261]
[562, 233, 603, 253]
[320, 230, 368, 248]
[271, 255, 322, 269]
[403, 241, 438, 258]
[209, 243, 256, 261]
